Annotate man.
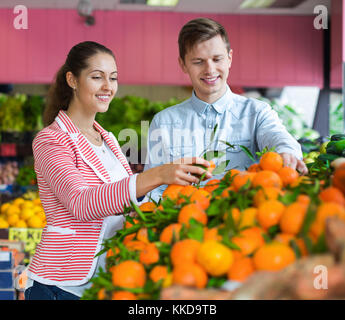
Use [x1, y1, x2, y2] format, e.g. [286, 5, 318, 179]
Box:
[144, 17, 307, 202]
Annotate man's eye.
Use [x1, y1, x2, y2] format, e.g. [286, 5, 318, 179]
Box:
[110, 77, 118, 81]
[193, 61, 202, 65]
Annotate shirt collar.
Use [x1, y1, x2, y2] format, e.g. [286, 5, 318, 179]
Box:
[191, 85, 233, 115]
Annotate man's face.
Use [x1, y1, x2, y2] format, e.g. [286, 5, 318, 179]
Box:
[179, 35, 232, 104]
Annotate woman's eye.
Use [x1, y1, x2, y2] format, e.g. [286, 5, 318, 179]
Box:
[92, 76, 101, 80]
[110, 77, 118, 81]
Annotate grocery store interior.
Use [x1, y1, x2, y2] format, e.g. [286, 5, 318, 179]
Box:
[0, 0, 344, 301]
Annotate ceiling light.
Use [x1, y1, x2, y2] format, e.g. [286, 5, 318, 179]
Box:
[146, 0, 179, 7]
[240, 0, 276, 9]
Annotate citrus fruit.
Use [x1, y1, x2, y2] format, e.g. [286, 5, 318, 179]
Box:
[259, 152, 283, 172]
[190, 189, 211, 210]
[159, 223, 182, 244]
[252, 170, 283, 189]
[172, 263, 208, 289]
[279, 202, 307, 235]
[149, 265, 168, 283]
[139, 243, 160, 265]
[257, 199, 285, 230]
[170, 239, 201, 266]
[111, 260, 146, 288]
[139, 202, 156, 212]
[228, 257, 255, 282]
[278, 167, 299, 187]
[162, 184, 184, 201]
[112, 291, 137, 300]
[178, 203, 208, 227]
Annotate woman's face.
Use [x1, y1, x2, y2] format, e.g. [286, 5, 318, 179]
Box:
[69, 52, 118, 115]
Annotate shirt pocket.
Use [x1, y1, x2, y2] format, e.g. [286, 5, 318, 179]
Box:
[163, 145, 196, 162]
[218, 139, 254, 170]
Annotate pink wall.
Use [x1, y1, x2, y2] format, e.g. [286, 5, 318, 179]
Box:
[331, 0, 342, 88]
[0, 9, 323, 88]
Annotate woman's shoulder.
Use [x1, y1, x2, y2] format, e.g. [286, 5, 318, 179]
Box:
[33, 121, 69, 147]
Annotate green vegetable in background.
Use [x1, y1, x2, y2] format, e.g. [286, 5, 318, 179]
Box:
[326, 140, 345, 155]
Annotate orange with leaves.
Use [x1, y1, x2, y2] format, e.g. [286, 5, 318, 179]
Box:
[125, 240, 147, 252]
[112, 291, 137, 300]
[221, 186, 235, 198]
[257, 199, 285, 230]
[278, 167, 299, 187]
[319, 186, 345, 206]
[190, 189, 211, 210]
[253, 187, 281, 208]
[172, 263, 208, 289]
[196, 240, 234, 276]
[136, 227, 149, 244]
[203, 227, 222, 241]
[223, 207, 241, 225]
[228, 257, 255, 282]
[149, 265, 168, 283]
[238, 207, 258, 229]
[222, 169, 241, 183]
[111, 260, 146, 288]
[139, 202, 156, 212]
[162, 184, 184, 201]
[274, 233, 308, 257]
[279, 202, 307, 235]
[204, 179, 220, 193]
[232, 172, 256, 191]
[178, 203, 208, 227]
[177, 185, 198, 204]
[252, 170, 283, 189]
[253, 242, 296, 271]
[170, 239, 201, 266]
[247, 163, 261, 173]
[259, 152, 283, 172]
[297, 194, 311, 208]
[159, 223, 182, 244]
[231, 232, 264, 256]
[139, 243, 160, 265]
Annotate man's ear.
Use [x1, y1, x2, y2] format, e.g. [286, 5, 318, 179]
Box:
[178, 57, 187, 74]
[228, 49, 233, 68]
[66, 71, 77, 90]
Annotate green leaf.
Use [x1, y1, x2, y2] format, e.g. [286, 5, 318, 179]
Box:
[186, 219, 204, 242]
[210, 123, 218, 143]
[212, 160, 230, 175]
[239, 145, 255, 162]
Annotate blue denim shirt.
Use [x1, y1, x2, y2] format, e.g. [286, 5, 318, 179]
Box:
[144, 86, 302, 202]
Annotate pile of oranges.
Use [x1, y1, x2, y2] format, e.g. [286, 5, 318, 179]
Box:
[85, 151, 345, 300]
[0, 196, 46, 229]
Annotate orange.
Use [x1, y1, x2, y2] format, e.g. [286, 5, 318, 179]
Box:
[240, 226, 266, 244]
[274, 234, 308, 257]
[97, 288, 106, 300]
[177, 185, 198, 204]
[228, 257, 255, 282]
[231, 234, 263, 256]
[332, 163, 345, 195]
[232, 172, 255, 191]
[111, 260, 146, 288]
[170, 239, 201, 266]
[159, 223, 182, 244]
[221, 186, 235, 198]
[297, 194, 311, 208]
[172, 263, 208, 289]
[178, 203, 208, 227]
[204, 179, 220, 193]
[253, 187, 280, 208]
[247, 163, 261, 173]
[278, 167, 299, 187]
[223, 207, 241, 224]
[112, 291, 137, 300]
[259, 152, 283, 172]
[279, 202, 307, 235]
[203, 227, 222, 241]
[106, 247, 119, 258]
[257, 200, 285, 230]
[123, 233, 136, 244]
[139, 243, 160, 265]
[196, 240, 234, 276]
[139, 202, 156, 212]
[190, 189, 211, 210]
[319, 186, 345, 206]
[252, 170, 283, 189]
[253, 242, 296, 271]
[162, 184, 184, 201]
[7, 214, 19, 227]
[125, 218, 139, 229]
[125, 240, 147, 252]
[149, 265, 168, 283]
[136, 227, 149, 244]
[238, 207, 258, 229]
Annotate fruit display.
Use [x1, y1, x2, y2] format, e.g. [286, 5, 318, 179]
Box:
[81, 150, 345, 300]
[0, 161, 19, 185]
[0, 191, 46, 229]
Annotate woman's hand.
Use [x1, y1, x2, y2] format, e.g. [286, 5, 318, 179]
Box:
[136, 157, 212, 198]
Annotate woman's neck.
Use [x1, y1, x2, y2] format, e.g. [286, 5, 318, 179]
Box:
[66, 103, 95, 132]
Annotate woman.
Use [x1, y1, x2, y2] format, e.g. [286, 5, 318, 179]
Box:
[24, 41, 211, 300]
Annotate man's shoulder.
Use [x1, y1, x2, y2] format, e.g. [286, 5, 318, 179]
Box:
[230, 92, 271, 118]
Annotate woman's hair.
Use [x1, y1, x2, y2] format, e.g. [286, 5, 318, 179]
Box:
[43, 41, 115, 126]
[178, 18, 231, 63]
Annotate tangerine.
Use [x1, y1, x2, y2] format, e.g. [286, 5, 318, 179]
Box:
[257, 200, 285, 230]
[178, 203, 208, 227]
[111, 260, 146, 288]
[278, 167, 299, 187]
[162, 184, 184, 201]
[228, 257, 255, 282]
[159, 223, 182, 244]
[172, 263, 208, 289]
[259, 152, 283, 172]
[170, 239, 201, 266]
[279, 202, 307, 235]
[252, 170, 283, 189]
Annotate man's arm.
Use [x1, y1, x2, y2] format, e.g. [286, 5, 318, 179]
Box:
[255, 103, 308, 174]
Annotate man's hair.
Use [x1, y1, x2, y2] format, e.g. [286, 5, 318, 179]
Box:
[178, 17, 231, 62]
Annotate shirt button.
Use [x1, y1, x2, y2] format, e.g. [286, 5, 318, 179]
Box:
[208, 124, 212, 128]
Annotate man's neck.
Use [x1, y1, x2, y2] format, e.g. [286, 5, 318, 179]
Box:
[194, 87, 227, 104]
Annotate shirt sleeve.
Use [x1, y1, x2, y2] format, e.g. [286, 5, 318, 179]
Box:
[33, 131, 132, 222]
[255, 103, 303, 160]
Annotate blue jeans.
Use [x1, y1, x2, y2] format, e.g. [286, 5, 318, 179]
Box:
[24, 280, 80, 300]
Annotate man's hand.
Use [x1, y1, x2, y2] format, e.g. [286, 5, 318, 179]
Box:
[280, 152, 308, 175]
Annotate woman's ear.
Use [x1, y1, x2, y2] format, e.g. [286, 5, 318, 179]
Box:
[66, 71, 77, 90]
